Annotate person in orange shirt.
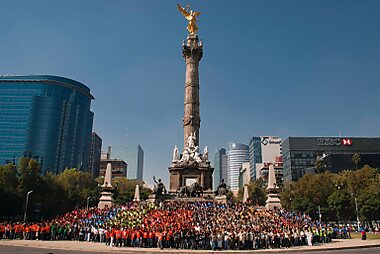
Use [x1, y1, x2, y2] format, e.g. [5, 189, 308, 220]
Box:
[148, 230, 154, 248]
[122, 228, 128, 247]
[136, 229, 141, 247]
[105, 229, 110, 246]
[130, 230, 136, 247]
[36, 224, 40, 240]
[109, 227, 115, 247]
[156, 231, 163, 250]
[25, 224, 31, 240]
[115, 228, 122, 247]
[44, 224, 50, 241]
[142, 230, 148, 247]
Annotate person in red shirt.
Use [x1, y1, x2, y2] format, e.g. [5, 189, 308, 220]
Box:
[0, 224, 4, 240]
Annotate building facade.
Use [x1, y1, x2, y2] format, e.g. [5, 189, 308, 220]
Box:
[100, 159, 127, 178]
[256, 158, 283, 185]
[239, 162, 250, 189]
[0, 75, 94, 174]
[109, 144, 144, 180]
[213, 148, 227, 190]
[88, 132, 102, 178]
[249, 136, 282, 180]
[227, 142, 249, 191]
[282, 137, 380, 181]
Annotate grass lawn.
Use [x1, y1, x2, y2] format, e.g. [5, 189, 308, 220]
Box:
[351, 232, 380, 240]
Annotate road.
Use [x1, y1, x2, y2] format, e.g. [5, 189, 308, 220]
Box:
[1, 246, 380, 254]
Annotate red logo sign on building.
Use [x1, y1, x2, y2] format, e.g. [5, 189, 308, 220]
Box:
[342, 138, 352, 146]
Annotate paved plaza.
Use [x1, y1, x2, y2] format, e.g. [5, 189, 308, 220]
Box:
[0, 238, 379, 253]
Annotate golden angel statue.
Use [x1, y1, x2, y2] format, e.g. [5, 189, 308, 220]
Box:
[177, 4, 200, 35]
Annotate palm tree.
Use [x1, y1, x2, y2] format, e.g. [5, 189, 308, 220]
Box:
[352, 153, 361, 170]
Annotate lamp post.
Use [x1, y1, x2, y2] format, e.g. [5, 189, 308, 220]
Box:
[86, 196, 91, 210]
[23, 190, 33, 223]
[351, 194, 360, 231]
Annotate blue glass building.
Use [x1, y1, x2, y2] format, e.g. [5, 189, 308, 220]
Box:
[213, 148, 227, 191]
[109, 144, 144, 180]
[0, 75, 94, 174]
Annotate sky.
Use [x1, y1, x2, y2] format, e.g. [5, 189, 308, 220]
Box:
[0, 0, 379, 186]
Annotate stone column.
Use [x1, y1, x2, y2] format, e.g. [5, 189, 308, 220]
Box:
[182, 35, 203, 148]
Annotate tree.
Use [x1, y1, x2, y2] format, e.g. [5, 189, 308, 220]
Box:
[281, 172, 336, 220]
[352, 153, 361, 170]
[357, 174, 380, 223]
[327, 189, 355, 222]
[247, 179, 266, 206]
[17, 157, 41, 195]
[0, 164, 18, 191]
[0, 164, 22, 217]
[55, 168, 97, 211]
[112, 178, 152, 203]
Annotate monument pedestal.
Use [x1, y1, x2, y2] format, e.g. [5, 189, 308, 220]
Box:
[148, 194, 174, 203]
[169, 162, 213, 194]
[265, 164, 282, 211]
[265, 193, 282, 210]
[98, 163, 114, 209]
[98, 189, 114, 209]
[214, 195, 228, 204]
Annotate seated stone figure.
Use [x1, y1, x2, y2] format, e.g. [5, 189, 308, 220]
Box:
[215, 179, 229, 196]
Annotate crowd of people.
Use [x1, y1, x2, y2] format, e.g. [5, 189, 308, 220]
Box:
[0, 201, 358, 250]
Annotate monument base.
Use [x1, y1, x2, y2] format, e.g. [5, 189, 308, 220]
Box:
[98, 191, 114, 209]
[214, 195, 228, 204]
[169, 162, 213, 194]
[148, 194, 175, 203]
[265, 193, 282, 211]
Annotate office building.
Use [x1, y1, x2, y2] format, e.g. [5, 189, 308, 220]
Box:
[227, 142, 249, 191]
[282, 137, 380, 181]
[88, 132, 102, 178]
[249, 136, 282, 181]
[100, 159, 127, 178]
[0, 75, 94, 174]
[109, 144, 144, 180]
[213, 148, 227, 190]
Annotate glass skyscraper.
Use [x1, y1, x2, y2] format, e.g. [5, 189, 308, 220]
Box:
[0, 75, 94, 174]
[109, 144, 144, 180]
[227, 142, 249, 191]
[89, 132, 102, 178]
[213, 148, 227, 191]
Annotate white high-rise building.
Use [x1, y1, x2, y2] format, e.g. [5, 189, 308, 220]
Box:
[249, 136, 282, 180]
[227, 142, 249, 191]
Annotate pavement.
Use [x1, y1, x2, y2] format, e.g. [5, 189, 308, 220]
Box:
[0, 239, 380, 253]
